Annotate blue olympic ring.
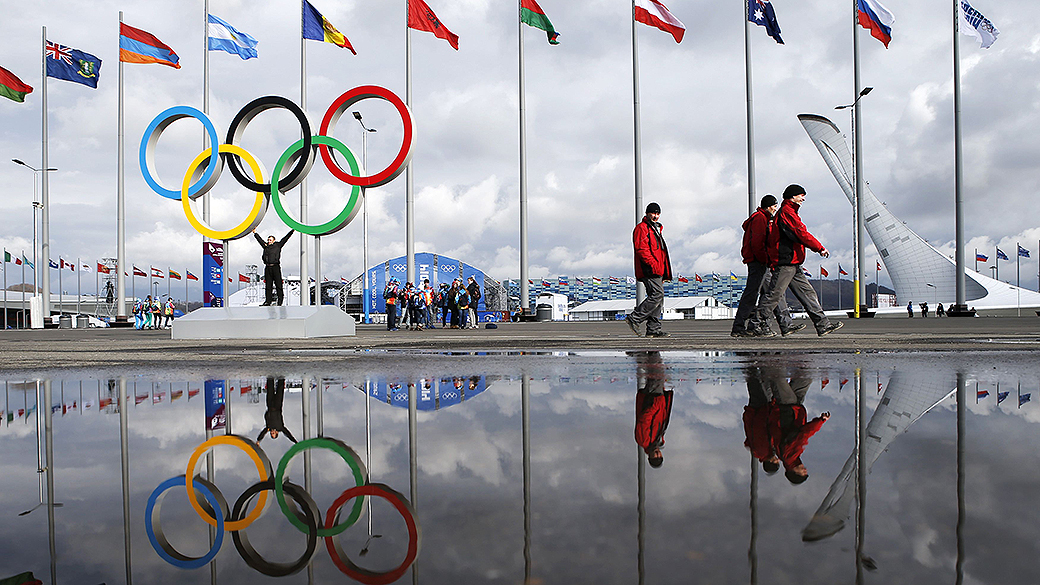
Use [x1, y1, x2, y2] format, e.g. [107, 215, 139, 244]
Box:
[140, 106, 222, 201]
[145, 475, 225, 569]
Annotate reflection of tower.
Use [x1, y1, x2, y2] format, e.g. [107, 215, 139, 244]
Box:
[802, 370, 954, 541]
[100, 257, 118, 318]
[799, 114, 1040, 309]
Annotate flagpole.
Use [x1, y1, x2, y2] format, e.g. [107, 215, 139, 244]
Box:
[838, 268, 842, 310]
[743, 0, 756, 217]
[3, 259, 7, 330]
[405, 0, 416, 289]
[41, 26, 52, 319]
[994, 245, 998, 281]
[76, 257, 81, 315]
[631, 0, 645, 306]
[950, 0, 969, 316]
[1016, 242, 1020, 316]
[21, 256, 26, 328]
[185, 271, 189, 313]
[302, 15, 312, 306]
[58, 259, 63, 315]
[851, 3, 867, 318]
[518, 1, 530, 317]
[116, 13, 128, 325]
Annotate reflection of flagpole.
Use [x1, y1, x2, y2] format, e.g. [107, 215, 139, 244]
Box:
[854, 367, 866, 581]
[631, 0, 645, 306]
[519, 4, 530, 317]
[117, 378, 132, 585]
[522, 375, 532, 583]
[749, 453, 758, 585]
[636, 446, 645, 585]
[743, 0, 756, 217]
[77, 257, 81, 315]
[955, 372, 966, 583]
[408, 370, 419, 584]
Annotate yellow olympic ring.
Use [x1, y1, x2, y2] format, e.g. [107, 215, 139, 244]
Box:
[185, 434, 273, 531]
[181, 144, 269, 241]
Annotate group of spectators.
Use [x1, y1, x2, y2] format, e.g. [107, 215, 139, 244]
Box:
[133, 295, 175, 329]
[383, 276, 482, 331]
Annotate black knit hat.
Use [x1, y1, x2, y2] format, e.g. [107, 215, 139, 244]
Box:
[782, 184, 806, 199]
[760, 194, 778, 208]
[645, 202, 661, 214]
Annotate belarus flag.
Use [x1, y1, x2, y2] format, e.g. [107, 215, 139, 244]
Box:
[857, 0, 895, 48]
[635, 0, 685, 43]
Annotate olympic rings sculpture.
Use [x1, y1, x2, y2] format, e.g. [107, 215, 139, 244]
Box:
[146, 434, 421, 581]
[139, 85, 415, 239]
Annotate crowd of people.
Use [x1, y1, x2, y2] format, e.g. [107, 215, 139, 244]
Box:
[133, 295, 176, 329]
[383, 276, 482, 331]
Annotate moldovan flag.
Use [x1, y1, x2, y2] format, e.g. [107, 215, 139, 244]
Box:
[521, 0, 560, 45]
[119, 23, 181, 68]
[303, 0, 356, 55]
[408, 0, 459, 50]
[634, 0, 685, 43]
[0, 65, 33, 103]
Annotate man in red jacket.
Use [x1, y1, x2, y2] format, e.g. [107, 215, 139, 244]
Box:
[633, 351, 672, 468]
[731, 194, 803, 337]
[755, 185, 842, 337]
[626, 202, 673, 338]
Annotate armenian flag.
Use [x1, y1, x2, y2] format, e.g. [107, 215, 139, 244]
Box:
[119, 23, 180, 68]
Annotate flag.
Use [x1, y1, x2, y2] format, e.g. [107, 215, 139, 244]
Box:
[626, 276, 636, 284]
[820, 266, 829, 277]
[1018, 244, 1030, 258]
[49, 259, 59, 269]
[975, 253, 988, 262]
[521, 0, 561, 45]
[187, 271, 199, 281]
[97, 263, 110, 274]
[558, 277, 568, 285]
[839, 264, 848, 276]
[730, 271, 738, 281]
[3, 250, 10, 263]
[609, 276, 620, 284]
[977, 389, 989, 400]
[239, 273, 250, 283]
[541, 279, 551, 287]
[694, 274, 702, 282]
[575, 277, 584, 285]
[119, 23, 181, 68]
[712, 272, 721, 282]
[996, 247, 1008, 261]
[748, 0, 783, 44]
[208, 14, 259, 60]
[408, 0, 460, 50]
[151, 267, 164, 278]
[80, 261, 90, 272]
[677, 275, 688, 283]
[959, 1, 999, 49]
[593, 277, 602, 285]
[997, 391, 1009, 404]
[61, 258, 73, 271]
[133, 266, 146, 277]
[0, 65, 33, 103]
[1020, 393, 1032, 407]
[169, 270, 181, 280]
[822, 378, 830, 390]
[857, 0, 895, 48]
[840, 377, 849, 390]
[527, 279, 533, 284]
[303, 1, 356, 54]
[801, 267, 812, 277]
[634, 0, 685, 43]
[876, 260, 882, 271]
[46, 41, 102, 88]
[22, 255, 33, 269]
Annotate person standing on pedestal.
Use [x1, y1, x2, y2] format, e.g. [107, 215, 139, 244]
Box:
[253, 229, 294, 306]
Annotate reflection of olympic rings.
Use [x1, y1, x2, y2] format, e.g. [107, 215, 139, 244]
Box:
[139, 85, 414, 239]
[147, 434, 420, 581]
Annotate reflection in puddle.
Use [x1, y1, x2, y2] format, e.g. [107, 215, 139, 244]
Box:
[1, 351, 1039, 584]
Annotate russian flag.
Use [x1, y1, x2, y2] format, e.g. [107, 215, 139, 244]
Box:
[975, 253, 988, 262]
[857, 0, 895, 48]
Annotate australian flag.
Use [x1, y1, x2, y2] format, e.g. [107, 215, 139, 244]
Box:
[46, 41, 102, 89]
[748, 0, 783, 44]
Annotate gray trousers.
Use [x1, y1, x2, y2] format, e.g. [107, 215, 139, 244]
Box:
[756, 264, 830, 333]
[630, 276, 664, 334]
[732, 261, 793, 333]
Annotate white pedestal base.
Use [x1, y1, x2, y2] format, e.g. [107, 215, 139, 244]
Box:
[171, 306, 356, 340]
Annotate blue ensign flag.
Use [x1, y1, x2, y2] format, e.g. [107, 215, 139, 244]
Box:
[46, 41, 102, 89]
[996, 247, 1009, 261]
[748, 0, 783, 44]
[1018, 244, 1030, 258]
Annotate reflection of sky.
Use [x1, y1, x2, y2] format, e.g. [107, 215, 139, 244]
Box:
[0, 352, 1038, 584]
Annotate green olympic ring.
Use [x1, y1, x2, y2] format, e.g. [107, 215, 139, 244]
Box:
[270, 135, 362, 237]
[274, 436, 368, 537]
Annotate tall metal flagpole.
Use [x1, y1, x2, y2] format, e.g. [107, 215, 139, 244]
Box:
[950, 0, 969, 315]
[405, 0, 416, 288]
[852, 2, 866, 318]
[631, 0, 645, 305]
[519, 3, 530, 316]
[76, 257, 81, 315]
[41, 27, 52, 318]
[302, 24, 313, 306]
[744, 0, 756, 217]
[115, 15, 128, 324]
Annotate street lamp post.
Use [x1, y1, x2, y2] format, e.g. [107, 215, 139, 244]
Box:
[13, 160, 57, 326]
[835, 87, 873, 318]
[925, 282, 937, 310]
[352, 111, 377, 324]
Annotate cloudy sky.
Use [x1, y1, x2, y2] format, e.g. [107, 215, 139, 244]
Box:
[1, 0, 1037, 298]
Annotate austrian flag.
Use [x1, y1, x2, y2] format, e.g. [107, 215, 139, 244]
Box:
[634, 0, 685, 43]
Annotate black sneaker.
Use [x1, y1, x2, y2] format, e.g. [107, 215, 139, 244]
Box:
[818, 321, 844, 336]
[731, 330, 756, 338]
[625, 316, 641, 337]
[753, 328, 777, 338]
[646, 331, 670, 338]
[781, 323, 807, 337]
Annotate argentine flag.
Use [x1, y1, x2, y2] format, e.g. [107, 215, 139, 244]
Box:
[208, 14, 258, 60]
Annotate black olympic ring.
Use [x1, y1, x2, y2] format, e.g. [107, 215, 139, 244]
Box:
[223, 96, 315, 195]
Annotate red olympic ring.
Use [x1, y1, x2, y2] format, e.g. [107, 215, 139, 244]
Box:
[319, 85, 415, 188]
[324, 483, 421, 584]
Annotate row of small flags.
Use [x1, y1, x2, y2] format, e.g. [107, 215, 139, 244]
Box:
[3, 250, 200, 281]
[0, 0, 1003, 104]
[524, 273, 744, 287]
[976, 245, 1031, 263]
[976, 385, 1032, 406]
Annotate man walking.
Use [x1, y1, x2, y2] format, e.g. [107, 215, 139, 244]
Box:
[626, 202, 672, 338]
[731, 194, 804, 337]
[253, 228, 294, 306]
[755, 185, 842, 337]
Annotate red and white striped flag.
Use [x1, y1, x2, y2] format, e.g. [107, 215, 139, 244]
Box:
[634, 0, 685, 43]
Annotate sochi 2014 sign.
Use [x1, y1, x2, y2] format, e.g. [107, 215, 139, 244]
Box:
[139, 86, 414, 239]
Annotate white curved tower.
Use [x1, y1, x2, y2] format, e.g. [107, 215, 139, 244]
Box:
[799, 114, 1040, 310]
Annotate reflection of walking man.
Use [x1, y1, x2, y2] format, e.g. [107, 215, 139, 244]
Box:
[764, 367, 828, 485]
[633, 351, 673, 468]
[253, 229, 294, 306]
[257, 377, 297, 443]
[626, 202, 672, 338]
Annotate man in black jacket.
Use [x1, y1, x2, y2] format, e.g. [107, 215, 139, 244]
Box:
[257, 377, 297, 444]
[253, 228, 294, 306]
